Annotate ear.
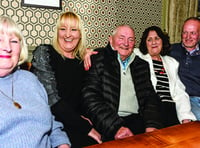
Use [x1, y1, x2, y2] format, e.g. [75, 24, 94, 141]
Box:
[109, 36, 112, 45]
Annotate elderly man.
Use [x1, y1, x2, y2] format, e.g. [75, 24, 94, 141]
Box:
[82, 24, 162, 142]
[169, 17, 200, 120]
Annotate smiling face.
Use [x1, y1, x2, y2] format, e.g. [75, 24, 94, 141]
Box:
[58, 18, 81, 58]
[146, 30, 163, 60]
[182, 19, 200, 51]
[0, 31, 21, 77]
[109, 25, 135, 61]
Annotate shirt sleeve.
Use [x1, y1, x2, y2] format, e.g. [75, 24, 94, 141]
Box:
[50, 115, 71, 148]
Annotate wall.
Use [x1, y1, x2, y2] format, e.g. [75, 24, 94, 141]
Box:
[0, 0, 162, 48]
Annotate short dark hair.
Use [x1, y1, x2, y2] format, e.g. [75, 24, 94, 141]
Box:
[139, 26, 171, 56]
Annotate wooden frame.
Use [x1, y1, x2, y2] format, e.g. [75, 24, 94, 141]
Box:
[21, 0, 62, 10]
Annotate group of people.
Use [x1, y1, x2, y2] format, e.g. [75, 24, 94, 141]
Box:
[0, 10, 199, 148]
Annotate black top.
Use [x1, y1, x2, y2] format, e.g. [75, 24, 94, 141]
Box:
[50, 48, 85, 112]
[31, 44, 92, 140]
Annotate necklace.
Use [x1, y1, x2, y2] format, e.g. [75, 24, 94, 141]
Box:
[0, 74, 22, 109]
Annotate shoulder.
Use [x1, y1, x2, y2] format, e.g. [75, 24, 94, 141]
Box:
[90, 47, 107, 67]
[163, 55, 178, 63]
[15, 69, 48, 103]
[32, 44, 55, 57]
[162, 55, 179, 68]
[169, 43, 184, 58]
[15, 69, 46, 92]
[33, 44, 54, 52]
[16, 69, 39, 82]
[134, 48, 142, 56]
[92, 45, 113, 60]
[170, 43, 182, 52]
[134, 48, 152, 62]
[93, 46, 108, 55]
[134, 55, 149, 65]
[32, 44, 57, 64]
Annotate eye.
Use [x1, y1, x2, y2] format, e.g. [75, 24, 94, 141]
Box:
[128, 38, 134, 42]
[182, 31, 188, 35]
[11, 40, 19, 43]
[11, 40, 18, 43]
[71, 28, 78, 31]
[59, 27, 66, 31]
[191, 32, 197, 35]
[155, 37, 160, 40]
[119, 37, 124, 40]
[147, 38, 152, 42]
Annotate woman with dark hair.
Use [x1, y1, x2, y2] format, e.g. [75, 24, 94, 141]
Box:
[134, 26, 196, 127]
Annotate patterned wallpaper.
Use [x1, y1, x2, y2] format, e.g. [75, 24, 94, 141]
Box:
[0, 0, 162, 48]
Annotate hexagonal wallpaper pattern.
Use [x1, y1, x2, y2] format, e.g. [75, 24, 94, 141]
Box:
[0, 0, 162, 48]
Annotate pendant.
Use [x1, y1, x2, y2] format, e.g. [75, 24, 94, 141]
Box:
[13, 102, 22, 109]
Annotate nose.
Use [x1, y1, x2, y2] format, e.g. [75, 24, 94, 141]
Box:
[124, 39, 129, 46]
[0, 39, 11, 52]
[152, 39, 156, 44]
[65, 28, 71, 37]
[187, 33, 192, 39]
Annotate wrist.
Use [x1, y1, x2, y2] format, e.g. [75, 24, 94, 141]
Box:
[182, 119, 192, 123]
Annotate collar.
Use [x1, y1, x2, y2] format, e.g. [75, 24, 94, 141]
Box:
[182, 43, 200, 56]
[118, 52, 135, 70]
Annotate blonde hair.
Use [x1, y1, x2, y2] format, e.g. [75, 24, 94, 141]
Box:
[0, 16, 28, 65]
[52, 11, 86, 60]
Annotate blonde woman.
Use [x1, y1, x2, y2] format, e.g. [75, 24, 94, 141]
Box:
[31, 11, 101, 148]
[0, 16, 70, 148]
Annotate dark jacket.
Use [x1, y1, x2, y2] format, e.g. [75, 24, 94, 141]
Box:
[82, 44, 162, 140]
[169, 43, 200, 97]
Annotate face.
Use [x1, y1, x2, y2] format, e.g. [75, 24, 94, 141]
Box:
[58, 19, 81, 58]
[0, 32, 20, 76]
[182, 20, 200, 51]
[109, 26, 135, 61]
[146, 30, 163, 59]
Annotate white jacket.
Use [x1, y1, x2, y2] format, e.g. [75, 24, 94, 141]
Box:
[134, 48, 196, 122]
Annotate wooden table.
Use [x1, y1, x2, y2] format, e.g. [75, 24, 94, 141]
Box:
[85, 121, 200, 148]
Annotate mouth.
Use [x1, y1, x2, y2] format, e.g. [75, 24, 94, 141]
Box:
[0, 55, 11, 58]
[184, 39, 193, 42]
[64, 38, 73, 42]
[120, 47, 129, 50]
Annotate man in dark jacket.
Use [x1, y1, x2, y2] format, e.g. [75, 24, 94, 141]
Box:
[169, 17, 200, 120]
[82, 24, 162, 142]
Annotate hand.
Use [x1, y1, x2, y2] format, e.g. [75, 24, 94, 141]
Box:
[182, 119, 192, 124]
[84, 48, 98, 71]
[81, 115, 92, 125]
[88, 128, 102, 144]
[114, 127, 134, 140]
[81, 115, 93, 125]
[57, 144, 70, 148]
[145, 127, 157, 133]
